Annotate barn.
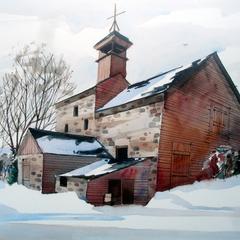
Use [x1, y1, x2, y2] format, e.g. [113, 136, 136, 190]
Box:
[17, 21, 240, 205]
[17, 128, 113, 193]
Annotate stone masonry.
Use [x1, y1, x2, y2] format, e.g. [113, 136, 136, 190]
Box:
[55, 94, 96, 136]
[55, 177, 88, 199]
[55, 99, 163, 159]
[18, 154, 43, 191]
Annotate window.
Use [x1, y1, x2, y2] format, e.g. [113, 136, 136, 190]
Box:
[64, 124, 69, 133]
[73, 106, 79, 117]
[84, 119, 89, 130]
[210, 103, 230, 134]
[213, 106, 228, 127]
[116, 146, 128, 162]
[60, 177, 67, 187]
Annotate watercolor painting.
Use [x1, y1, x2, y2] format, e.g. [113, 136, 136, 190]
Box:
[0, 1, 240, 239]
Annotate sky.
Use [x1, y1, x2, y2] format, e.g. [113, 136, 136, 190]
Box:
[0, 0, 239, 93]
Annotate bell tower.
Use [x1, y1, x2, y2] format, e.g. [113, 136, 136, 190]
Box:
[94, 4, 133, 109]
[94, 31, 132, 83]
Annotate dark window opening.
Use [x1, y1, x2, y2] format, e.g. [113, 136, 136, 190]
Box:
[108, 179, 121, 205]
[84, 119, 89, 130]
[122, 180, 134, 204]
[116, 146, 128, 162]
[64, 124, 69, 133]
[73, 106, 79, 117]
[60, 177, 67, 187]
[101, 43, 125, 54]
[108, 179, 134, 205]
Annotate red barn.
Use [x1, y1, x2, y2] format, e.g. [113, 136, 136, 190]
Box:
[18, 22, 240, 205]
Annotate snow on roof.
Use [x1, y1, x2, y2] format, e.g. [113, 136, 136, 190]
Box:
[29, 128, 112, 158]
[98, 58, 206, 111]
[60, 158, 145, 178]
[37, 136, 102, 156]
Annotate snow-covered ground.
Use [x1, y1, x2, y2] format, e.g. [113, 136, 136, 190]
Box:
[0, 182, 96, 214]
[0, 177, 240, 240]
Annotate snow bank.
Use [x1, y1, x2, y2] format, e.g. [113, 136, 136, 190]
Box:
[0, 181, 97, 214]
[148, 175, 240, 210]
[0, 180, 6, 189]
[0, 204, 18, 215]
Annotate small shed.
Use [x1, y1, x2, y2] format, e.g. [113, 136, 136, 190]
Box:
[56, 156, 157, 205]
[17, 128, 113, 193]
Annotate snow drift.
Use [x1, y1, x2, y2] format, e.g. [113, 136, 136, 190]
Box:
[1, 175, 240, 216]
[0, 181, 97, 214]
[148, 175, 240, 210]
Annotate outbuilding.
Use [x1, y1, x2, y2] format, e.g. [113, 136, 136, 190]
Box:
[17, 128, 112, 193]
[56, 157, 157, 205]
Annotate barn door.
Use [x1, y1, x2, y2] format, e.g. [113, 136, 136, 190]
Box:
[170, 142, 191, 188]
[108, 180, 121, 205]
[22, 159, 30, 187]
[122, 180, 134, 204]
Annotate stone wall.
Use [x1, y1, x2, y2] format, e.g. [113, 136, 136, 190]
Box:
[95, 102, 164, 158]
[55, 93, 164, 159]
[18, 154, 43, 191]
[55, 94, 96, 136]
[55, 177, 88, 199]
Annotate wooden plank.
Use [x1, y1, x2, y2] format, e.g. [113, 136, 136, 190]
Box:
[157, 56, 240, 191]
[42, 154, 100, 193]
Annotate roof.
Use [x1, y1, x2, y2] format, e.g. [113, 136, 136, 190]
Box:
[55, 86, 95, 108]
[97, 52, 240, 111]
[28, 128, 113, 158]
[212, 53, 240, 104]
[94, 31, 133, 50]
[59, 157, 146, 179]
[56, 52, 240, 112]
[97, 62, 197, 111]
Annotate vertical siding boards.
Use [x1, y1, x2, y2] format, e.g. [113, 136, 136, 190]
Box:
[42, 154, 100, 193]
[18, 133, 41, 155]
[157, 56, 240, 191]
[86, 158, 157, 206]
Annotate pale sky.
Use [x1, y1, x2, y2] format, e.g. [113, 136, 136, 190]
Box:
[0, 0, 239, 93]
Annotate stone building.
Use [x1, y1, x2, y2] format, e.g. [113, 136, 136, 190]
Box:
[55, 28, 240, 191]
[17, 128, 112, 193]
[18, 26, 240, 205]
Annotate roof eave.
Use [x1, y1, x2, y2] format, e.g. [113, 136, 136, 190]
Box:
[212, 52, 240, 104]
[96, 92, 165, 118]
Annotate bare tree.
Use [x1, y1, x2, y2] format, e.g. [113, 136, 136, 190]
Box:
[0, 43, 74, 156]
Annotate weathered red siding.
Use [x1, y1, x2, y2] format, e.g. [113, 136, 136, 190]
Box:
[157, 56, 240, 190]
[42, 154, 100, 193]
[86, 158, 157, 206]
[95, 74, 129, 109]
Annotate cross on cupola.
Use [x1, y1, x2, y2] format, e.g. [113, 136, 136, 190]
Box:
[107, 4, 125, 32]
[93, 4, 132, 109]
